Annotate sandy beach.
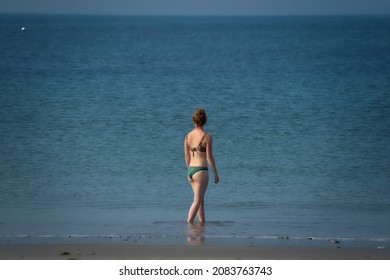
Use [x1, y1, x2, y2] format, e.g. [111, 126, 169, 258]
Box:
[0, 244, 389, 260]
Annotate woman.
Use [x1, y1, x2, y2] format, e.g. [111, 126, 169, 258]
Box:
[184, 108, 219, 223]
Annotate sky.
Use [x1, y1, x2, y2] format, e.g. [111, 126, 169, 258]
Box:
[1, 0, 390, 15]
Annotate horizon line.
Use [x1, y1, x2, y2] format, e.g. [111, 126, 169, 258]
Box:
[1, 12, 390, 17]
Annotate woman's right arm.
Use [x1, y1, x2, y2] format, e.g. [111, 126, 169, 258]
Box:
[206, 135, 219, 184]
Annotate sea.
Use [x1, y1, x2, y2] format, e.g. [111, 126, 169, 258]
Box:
[1, 14, 390, 248]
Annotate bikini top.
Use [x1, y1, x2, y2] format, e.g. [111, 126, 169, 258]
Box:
[187, 133, 207, 156]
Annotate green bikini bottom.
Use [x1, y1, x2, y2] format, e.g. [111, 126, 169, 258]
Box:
[187, 166, 208, 180]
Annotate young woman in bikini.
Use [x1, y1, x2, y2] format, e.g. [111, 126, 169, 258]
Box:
[184, 108, 219, 223]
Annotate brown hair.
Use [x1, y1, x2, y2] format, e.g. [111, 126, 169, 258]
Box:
[192, 108, 207, 127]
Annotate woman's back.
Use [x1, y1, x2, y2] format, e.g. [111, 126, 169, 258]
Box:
[186, 129, 208, 167]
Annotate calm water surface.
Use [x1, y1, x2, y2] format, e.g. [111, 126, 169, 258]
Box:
[1, 15, 389, 246]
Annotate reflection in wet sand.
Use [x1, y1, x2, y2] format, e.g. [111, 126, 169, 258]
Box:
[187, 222, 205, 245]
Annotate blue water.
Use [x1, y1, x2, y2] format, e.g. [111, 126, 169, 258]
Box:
[1, 14, 390, 247]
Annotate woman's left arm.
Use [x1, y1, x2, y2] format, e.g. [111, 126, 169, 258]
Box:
[184, 137, 191, 167]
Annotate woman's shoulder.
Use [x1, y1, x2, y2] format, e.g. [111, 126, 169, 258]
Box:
[185, 130, 194, 138]
[204, 132, 212, 141]
[186, 129, 212, 139]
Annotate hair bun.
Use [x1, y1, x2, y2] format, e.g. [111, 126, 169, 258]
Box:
[192, 108, 207, 126]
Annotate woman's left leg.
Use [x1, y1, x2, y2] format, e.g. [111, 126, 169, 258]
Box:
[187, 171, 209, 223]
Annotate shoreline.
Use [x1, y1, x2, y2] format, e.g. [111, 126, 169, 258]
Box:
[1, 243, 389, 260]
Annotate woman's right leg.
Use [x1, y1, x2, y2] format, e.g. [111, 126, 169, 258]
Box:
[187, 171, 209, 223]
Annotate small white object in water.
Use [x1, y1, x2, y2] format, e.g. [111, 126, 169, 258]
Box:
[21, 27, 26, 31]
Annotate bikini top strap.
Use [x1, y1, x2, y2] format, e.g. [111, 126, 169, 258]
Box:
[199, 133, 207, 144]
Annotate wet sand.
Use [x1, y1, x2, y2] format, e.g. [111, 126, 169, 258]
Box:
[1, 244, 389, 260]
